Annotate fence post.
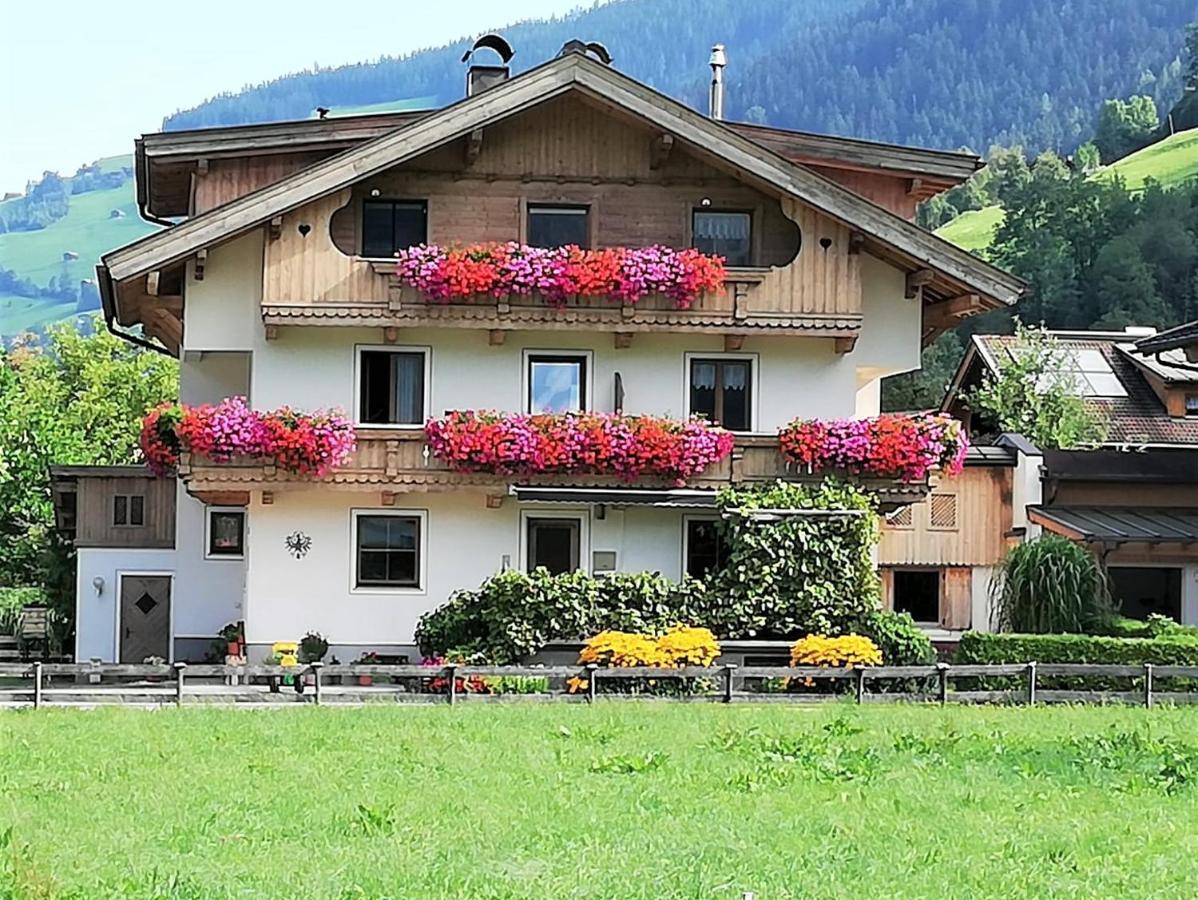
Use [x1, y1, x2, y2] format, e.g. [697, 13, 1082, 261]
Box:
[173, 661, 187, 708]
[585, 663, 598, 704]
[32, 661, 43, 709]
[722, 663, 738, 704]
[1026, 661, 1037, 706]
[446, 664, 458, 706]
[854, 666, 866, 704]
[936, 662, 949, 706]
[1143, 663, 1154, 709]
[311, 662, 323, 706]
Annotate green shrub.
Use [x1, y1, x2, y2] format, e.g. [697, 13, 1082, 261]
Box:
[1091, 614, 1198, 640]
[0, 587, 45, 634]
[857, 609, 936, 665]
[710, 479, 881, 637]
[991, 535, 1111, 633]
[956, 631, 1198, 666]
[415, 569, 707, 663]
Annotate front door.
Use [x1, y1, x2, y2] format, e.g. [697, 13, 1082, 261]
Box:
[119, 575, 171, 663]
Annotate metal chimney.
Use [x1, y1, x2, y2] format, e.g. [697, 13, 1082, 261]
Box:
[462, 34, 514, 97]
[708, 44, 727, 120]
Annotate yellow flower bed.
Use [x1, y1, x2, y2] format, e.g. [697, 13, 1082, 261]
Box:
[789, 634, 882, 669]
[571, 627, 722, 692]
[655, 626, 721, 667]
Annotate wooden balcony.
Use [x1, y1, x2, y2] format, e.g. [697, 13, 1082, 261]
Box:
[178, 431, 927, 509]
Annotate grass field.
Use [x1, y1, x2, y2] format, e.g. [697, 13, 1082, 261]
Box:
[3, 704, 1198, 898]
[934, 204, 1005, 254]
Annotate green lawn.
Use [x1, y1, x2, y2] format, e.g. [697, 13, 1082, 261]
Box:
[3, 704, 1198, 898]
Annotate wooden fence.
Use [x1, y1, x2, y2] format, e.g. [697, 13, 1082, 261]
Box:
[1, 661, 1197, 708]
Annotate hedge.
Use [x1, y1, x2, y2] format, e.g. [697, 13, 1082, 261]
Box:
[956, 631, 1198, 690]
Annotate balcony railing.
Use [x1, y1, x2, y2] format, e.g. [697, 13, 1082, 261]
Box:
[177, 431, 928, 508]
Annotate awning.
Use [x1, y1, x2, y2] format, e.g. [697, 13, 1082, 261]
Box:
[509, 486, 717, 508]
[1028, 506, 1198, 544]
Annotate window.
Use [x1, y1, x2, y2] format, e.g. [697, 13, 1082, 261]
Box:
[358, 348, 427, 426]
[354, 513, 423, 590]
[206, 508, 245, 558]
[113, 494, 145, 527]
[527, 354, 587, 414]
[526, 517, 581, 575]
[893, 569, 940, 624]
[362, 199, 427, 258]
[1186, 395, 1198, 417]
[685, 518, 729, 580]
[928, 493, 958, 530]
[527, 204, 589, 249]
[693, 210, 752, 266]
[689, 357, 752, 431]
[1109, 567, 1182, 621]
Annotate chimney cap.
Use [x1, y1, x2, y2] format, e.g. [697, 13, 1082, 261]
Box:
[557, 39, 613, 65]
[709, 44, 727, 67]
[462, 33, 514, 65]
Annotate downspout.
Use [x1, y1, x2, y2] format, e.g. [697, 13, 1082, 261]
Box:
[96, 263, 174, 357]
[134, 138, 177, 229]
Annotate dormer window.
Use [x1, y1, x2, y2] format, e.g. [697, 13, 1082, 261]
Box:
[362, 199, 427, 258]
[693, 210, 751, 266]
[527, 204, 589, 249]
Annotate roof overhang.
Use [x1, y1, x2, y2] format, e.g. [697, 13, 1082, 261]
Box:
[1134, 319, 1198, 359]
[1029, 505, 1198, 545]
[102, 52, 1023, 341]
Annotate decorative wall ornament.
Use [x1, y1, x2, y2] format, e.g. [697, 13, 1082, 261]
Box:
[285, 531, 313, 559]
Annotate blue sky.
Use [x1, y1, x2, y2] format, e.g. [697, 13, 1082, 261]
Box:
[0, 0, 585, 194]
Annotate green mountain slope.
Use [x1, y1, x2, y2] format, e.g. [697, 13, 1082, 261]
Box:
[0, 157, 155, 335]
[936, 128, 1198, 252]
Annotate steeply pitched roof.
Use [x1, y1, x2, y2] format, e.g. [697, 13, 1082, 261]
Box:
[102, 52, 1023, 307]
[948, 331, 1198, 447]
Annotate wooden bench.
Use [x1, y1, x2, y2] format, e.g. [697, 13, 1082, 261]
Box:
[16, 606, 49, 661]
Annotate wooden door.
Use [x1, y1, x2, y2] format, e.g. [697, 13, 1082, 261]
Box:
[119, 575, 171, 663]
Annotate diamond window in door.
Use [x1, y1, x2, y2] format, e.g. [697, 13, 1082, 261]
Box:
[135, 592, 158, 615]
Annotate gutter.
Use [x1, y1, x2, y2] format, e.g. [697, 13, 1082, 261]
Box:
[96, 263, 174, 357]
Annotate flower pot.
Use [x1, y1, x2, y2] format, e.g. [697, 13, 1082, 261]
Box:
[358, 675, 373, 686]
[227, 640, 241, 656]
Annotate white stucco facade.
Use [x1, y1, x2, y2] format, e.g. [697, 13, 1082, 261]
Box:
[115, 225, 928, 657]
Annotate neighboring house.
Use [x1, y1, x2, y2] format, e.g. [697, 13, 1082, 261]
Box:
[929, 326, 1198, 628]
[77, 40, 1021, 662]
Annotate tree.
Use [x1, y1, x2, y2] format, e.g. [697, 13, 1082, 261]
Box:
[1093, 95, 1160, 162]
[967, 321, 1105, 449]
[1186, 21, 1198, 90]
[0, 319, 177, 594]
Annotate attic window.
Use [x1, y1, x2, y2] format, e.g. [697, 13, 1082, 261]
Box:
[692, 210, 751, 266]
[1186, 395, 1198, 417]
[113, 494, 145, 527]
[362, 199, 427, 258]
[527, 204, 589, 249]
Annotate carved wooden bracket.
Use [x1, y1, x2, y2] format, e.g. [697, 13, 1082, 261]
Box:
[264, 324, 279, 341]
[383, 326, 399, 344]
[261, 491, 274, 506]
[649, 133, 674, 169]
[193, 249, 207, 282]
[485, 493, 505, 509]
[384, 441, 400, 477]
[614, 332, 634, 349]
[268, 216, 283, 241]
[489, 329, 507, 346]
[724, 334, 744, 352]
[146, 271, 161, 296]
[465, 128, 484, 165]
[381, 491, 397, 507]
[905, 268, 934, 300]
[833, 336, 857, 355]
[848, 232, 866, 256]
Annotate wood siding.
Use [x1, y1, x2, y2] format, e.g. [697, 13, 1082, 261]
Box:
[879, 466, 1013, 567]
[74, 476, 176, 549]
[259, 94, 862, 332]
[1051, 482, 1198, 508]
[193, 152, 330, 215]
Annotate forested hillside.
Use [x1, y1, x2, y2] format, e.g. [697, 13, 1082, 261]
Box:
[165, 0, 1193, 155]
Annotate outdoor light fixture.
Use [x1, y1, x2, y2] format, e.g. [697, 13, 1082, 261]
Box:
[92, 576, 104, 596]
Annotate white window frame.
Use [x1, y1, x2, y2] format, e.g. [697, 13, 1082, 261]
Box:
[521, 349, 594, 415]
[204, 506, 246, 561]
[519, 508, 590, 575]
[681, 352, 760, 434]
[353, 344, 432, 430]
[349, 508, 429, 595]
[681, 514, 725, 581]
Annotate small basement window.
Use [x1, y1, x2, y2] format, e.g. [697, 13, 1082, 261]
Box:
[362, 199, 427, 258]
[693, 210, 752, 266]
[206, 508, 245, 559]
[113, 494, 145, 527]
[892, 569, 940, 625]
[527, 204, 589, 249]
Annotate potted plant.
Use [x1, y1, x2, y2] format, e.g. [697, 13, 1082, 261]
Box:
[354, 651, 380, 686]
[299, 631, 329, 664]
[219, 622, 242, 657]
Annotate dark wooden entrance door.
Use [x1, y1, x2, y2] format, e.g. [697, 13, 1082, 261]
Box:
[119, 575, 171, 663]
